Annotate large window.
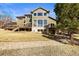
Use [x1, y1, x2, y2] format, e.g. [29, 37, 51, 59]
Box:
[38, 13, 43, 16]
[38, 20, 43, 27]
[34, 19, 47, 27]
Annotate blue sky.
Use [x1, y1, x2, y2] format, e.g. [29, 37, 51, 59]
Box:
[0, 3, 56, 20]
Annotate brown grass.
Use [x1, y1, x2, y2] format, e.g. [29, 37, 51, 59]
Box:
[0, 29, 79, 56]
[0, 45, 79, 56]
[0, 29, 49, 42]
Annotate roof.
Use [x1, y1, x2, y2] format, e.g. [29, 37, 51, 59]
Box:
[24, 14, 32, 16]
[31, 7, 50, 13]
[11, 22, 17, 25]
[16, 16, 25, 19]
[48, 16, 56, 21]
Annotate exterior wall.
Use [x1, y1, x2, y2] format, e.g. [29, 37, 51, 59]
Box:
[48, 18, 56, 25]
[32, 17, 56, 32]
[33, 9, 48, 14]
[16, 16, 31, 28]
[31, 9, 56, 32]
[16, 18, 25, 27]
[25, 17, 31, 23]
[32, 9, 49, 32]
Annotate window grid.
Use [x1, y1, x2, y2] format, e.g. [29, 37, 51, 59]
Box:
[33, 13, 47, 16]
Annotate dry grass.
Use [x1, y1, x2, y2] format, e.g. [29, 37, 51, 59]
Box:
[0, 45, 79, 56]
[73, 34, 79, 40]
[0, 29, 49, 42]
[0, 29, 79, 56]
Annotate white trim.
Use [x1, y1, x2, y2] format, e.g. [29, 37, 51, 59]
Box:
[35, 19, 47, 27]
[33, 13, 48, 16]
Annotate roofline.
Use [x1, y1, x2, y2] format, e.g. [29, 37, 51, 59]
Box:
[24, 14, 32, 16]
[16, 16, 25, 18]
[48, 16, 56, 21]
[31, 7, 50, 13]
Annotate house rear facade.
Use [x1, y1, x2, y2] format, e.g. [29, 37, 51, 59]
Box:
[16, 7, 56, 32]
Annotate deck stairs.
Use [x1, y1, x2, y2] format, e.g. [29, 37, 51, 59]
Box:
[12, 27, 19, 31]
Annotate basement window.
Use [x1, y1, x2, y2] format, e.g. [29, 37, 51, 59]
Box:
[38, 29, 43, 32]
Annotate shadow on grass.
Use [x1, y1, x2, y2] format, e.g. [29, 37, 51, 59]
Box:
[42, 34, 70, 44]
[42, 34, 79, 45]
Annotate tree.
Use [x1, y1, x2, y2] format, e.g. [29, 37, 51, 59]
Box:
[54, 3, 79, 45]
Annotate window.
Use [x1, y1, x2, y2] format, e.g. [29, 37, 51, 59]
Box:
[38, 29, 43, 32]
[24, 20, 26, 23]
[38, 20, 43, 27]
[38, 13, 43, 16]
[34, 20, 37, 26]
[44, 13, 47, 16]
[34, 13, 36, 16]
[24, 20, 26, 26]
[44, 20, 47, 26]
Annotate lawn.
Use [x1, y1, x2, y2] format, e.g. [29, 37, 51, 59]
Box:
[0, 29, 49, 42]
[0, 45, 79, 56]
[0, 29, 79, 42]
[0, 29, 79, 56]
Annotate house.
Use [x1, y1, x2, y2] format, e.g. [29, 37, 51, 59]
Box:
[16, 7, 56, 32]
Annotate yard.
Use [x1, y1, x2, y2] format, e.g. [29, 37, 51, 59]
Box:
[0, 43, 79, 56]
[0, 29, 79, 55]
[0, 29, 49, 42]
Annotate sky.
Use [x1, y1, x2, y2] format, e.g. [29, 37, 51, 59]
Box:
[0, 3, 56, 20]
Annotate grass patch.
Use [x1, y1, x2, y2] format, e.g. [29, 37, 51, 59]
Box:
[0, 30, 49, 42]
[0, 45, 79, 56]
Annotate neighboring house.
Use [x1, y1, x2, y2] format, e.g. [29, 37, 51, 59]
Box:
[16, 7, 56, 32]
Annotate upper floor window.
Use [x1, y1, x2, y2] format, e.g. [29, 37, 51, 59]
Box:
[38, 13, 43, 16]
[44, 13, 47, 16]
[34, 13, 36, 16]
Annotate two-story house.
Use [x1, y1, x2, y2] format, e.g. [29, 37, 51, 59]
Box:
[16, 7, 56, 32]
